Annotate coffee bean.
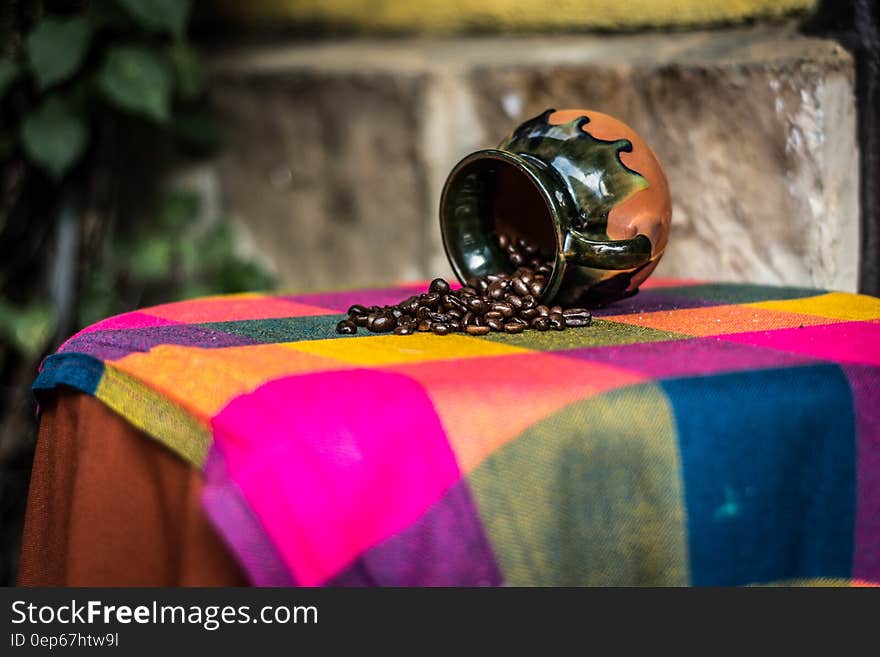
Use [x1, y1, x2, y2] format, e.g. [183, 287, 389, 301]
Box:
[394, 325, 413, 335]
[447, 308, 463, 319]
[488, 280, 508, 300]
[505, 295, 523, 310]
[347, 304, 368, 317]
[548, 313, 565, 330]
[511, 277, 529, 297]
[490, 302, 513, 317]
[462, 311, 474, 326]
[504, 322, 525, 334]
[485, 311, 503, 321]
[530, 281, 545, 296]
[550, 306, 562, 315]
[370, 314, 396, 332]
[562, 307, 590, 317]
[531, 316, 551, 331]
[352, 314, 369, 327]
[430, 278, 450, 294]
[562, 310, 591, 324]
[564, 318, 590, 328]
[466, 325, 490, 335]
[417, 320, 432, 332]
[402, 298, 420, 314]
[336, 319, 357, 334]
[429, 311, 451, 323]
[417, 306, 432, 320]
[497, 233, 510, 249]
[420, 292, 441, 307]
[487, 318, 504, 331]
[509, 252, 524, 266]
[520, 294, 536, 309]
[432, 323, 450, 335]
[520, 308, 540, 320]
[519, 270, 534, 285]
[467, 297, 488, 313]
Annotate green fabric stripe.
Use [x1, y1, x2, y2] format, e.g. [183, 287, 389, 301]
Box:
[477, 319, 689, 351]
[199, 314, 348, 344]
[469, 382, 689, 586]
[657, 283, 826, 304]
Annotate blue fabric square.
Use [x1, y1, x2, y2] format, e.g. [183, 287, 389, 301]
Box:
[662, 364, 857, 585]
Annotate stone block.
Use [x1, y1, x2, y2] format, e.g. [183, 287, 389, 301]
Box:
[207, 27, 859, 291]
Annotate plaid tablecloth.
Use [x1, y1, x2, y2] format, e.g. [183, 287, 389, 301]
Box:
[33, 279, 880, 586]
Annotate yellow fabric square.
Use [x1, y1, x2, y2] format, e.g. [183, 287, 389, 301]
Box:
[750, 292, 880, 321]
[113, 343, 350, 419]
[97, 365, 212, 467]
[288, 333, 530, 366]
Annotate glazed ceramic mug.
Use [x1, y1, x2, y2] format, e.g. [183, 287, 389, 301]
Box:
[439, 108, 672, 306]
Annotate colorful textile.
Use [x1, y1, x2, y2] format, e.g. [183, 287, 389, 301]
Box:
[33, 280, 880, 586]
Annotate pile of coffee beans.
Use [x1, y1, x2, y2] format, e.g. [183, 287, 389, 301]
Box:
[336, 233, 591, 336]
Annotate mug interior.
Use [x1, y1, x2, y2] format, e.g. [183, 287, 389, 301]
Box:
[440, 152, 561, 286]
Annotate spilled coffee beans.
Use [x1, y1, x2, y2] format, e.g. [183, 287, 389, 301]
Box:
[336, 233, 591, 336]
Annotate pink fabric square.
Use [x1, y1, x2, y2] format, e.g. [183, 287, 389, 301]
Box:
[210, 369, 460, 585]
[719, 321, 880, 366]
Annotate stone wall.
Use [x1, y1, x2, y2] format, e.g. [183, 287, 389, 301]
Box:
[204, 26, 859, 292]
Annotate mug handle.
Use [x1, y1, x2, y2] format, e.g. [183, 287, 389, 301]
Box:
[563, 229, 653, 271]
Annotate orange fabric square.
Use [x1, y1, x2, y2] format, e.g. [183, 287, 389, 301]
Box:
[602, 304, 840, 337]
[386, 352, 647, 473]
[112, 343, 350, 419]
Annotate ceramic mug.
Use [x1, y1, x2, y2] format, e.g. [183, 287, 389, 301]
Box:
[439, 108, 672, 306]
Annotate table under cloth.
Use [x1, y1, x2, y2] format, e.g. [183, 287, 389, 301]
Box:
[24, 278, 880, 586]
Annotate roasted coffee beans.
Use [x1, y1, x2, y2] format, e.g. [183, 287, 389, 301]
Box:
[336, 233, 592, 336]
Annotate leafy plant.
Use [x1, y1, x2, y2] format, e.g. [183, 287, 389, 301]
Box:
[0, 0, 277, 589]
[2, 0, 216, 182]
[0, 0, 268, 358]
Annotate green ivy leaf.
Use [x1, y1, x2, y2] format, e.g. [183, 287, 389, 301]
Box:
[26, 17, 93, 90]
[113, 0, 193, 37]
[158, 190, 201, 230]
[128, 234, 173, 279]
[97, 47, 172, 122]
[0, 58, 19, 98]
[166, 42, 205, 100]
[0, 299, 56, 358]
[21, 96, 88, 178]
